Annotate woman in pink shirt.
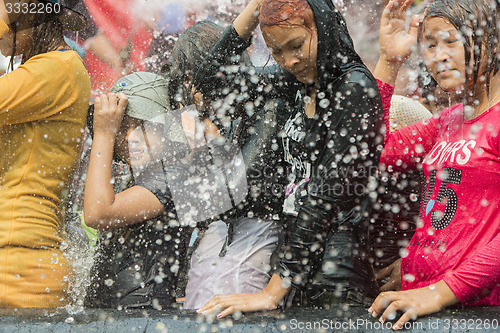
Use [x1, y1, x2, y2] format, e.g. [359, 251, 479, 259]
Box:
[370, 0, 500, 329]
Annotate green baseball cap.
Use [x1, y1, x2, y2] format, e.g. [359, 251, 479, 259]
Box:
[110, 72, 187, 144]
[111, 72, 171, 123]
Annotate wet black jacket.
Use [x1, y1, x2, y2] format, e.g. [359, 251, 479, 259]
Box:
[194, 0, 384, 299]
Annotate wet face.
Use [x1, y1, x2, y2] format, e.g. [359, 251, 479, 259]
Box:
[421, 17, 466, 93]
[115, 117, 166, 170]
[261, 18, 318, 84]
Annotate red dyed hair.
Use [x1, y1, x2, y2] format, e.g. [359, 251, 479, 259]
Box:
[259, 0, 316, 30]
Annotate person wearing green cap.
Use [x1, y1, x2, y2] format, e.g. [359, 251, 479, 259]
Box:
[83, 72, 194, 309]
[0, 0, 90, 307]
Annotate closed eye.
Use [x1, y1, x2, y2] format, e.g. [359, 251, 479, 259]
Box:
[271, 47, 282, 56]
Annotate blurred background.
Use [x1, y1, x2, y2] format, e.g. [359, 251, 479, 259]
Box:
[1, 0, 431, 97]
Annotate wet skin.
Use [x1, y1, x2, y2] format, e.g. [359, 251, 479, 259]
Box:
[421, 17, 466, 93]
[115, 118, 167, 170]
[261, 17, 318, 85]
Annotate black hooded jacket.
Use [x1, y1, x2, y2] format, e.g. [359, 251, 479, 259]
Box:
[194, 0, 384, 298]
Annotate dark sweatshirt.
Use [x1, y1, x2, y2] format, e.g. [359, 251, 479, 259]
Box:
[193, 0, 384, 300]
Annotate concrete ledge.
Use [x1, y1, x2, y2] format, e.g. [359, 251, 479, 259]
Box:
[0, 307, 498, 332]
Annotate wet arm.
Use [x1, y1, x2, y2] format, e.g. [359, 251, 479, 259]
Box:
[83, 31, 124, 72]
[193, 4, 293, 120]
[368, 234, 500, 330]
[233, 0, 260, 40]
[373, 0, 419, 140]
[83, 94, 165, 229]
[376, 77, 437, 173]
[192, 0, 263, 100]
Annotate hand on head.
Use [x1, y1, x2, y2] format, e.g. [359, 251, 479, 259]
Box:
[93, 92, 128, 137]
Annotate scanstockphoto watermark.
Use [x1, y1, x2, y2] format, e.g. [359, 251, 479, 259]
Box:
[246, 164, 381, 197]
[288, 318, 424, 331]
[247, 164, 380, 182]
[288, 318, 499, 331]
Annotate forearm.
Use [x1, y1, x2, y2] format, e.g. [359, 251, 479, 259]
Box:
[433, 280, 460, 309]
[83, 132, 117, 227]
[84, 32, 123, 70]
[233, 0, 260, 41]
[374, 54, 404, 87]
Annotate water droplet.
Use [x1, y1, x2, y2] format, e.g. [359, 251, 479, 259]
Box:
[319, 98, 330, 108]
[403, 274, 415, 282]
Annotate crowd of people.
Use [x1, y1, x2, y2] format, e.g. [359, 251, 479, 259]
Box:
[0, 0, 498, 330]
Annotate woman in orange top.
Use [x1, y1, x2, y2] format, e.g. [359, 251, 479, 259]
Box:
[0, 0, 90, 307]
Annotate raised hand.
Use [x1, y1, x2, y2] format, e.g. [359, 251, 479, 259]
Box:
[374, 0, 420, 85]
[379, 0, 420, 64]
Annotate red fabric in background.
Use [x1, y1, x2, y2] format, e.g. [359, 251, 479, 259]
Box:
[83, 0, 153, 96]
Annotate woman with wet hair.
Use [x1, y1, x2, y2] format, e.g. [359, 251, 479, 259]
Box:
[0, 0, 90, 307]
[192, 0, 385, 316]
[370, 0, 500, 329]
[166, 21, 286, 310]
[167, 21, 231, 109]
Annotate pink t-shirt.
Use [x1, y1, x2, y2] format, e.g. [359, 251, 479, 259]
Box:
[378, 80, 500, 306]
